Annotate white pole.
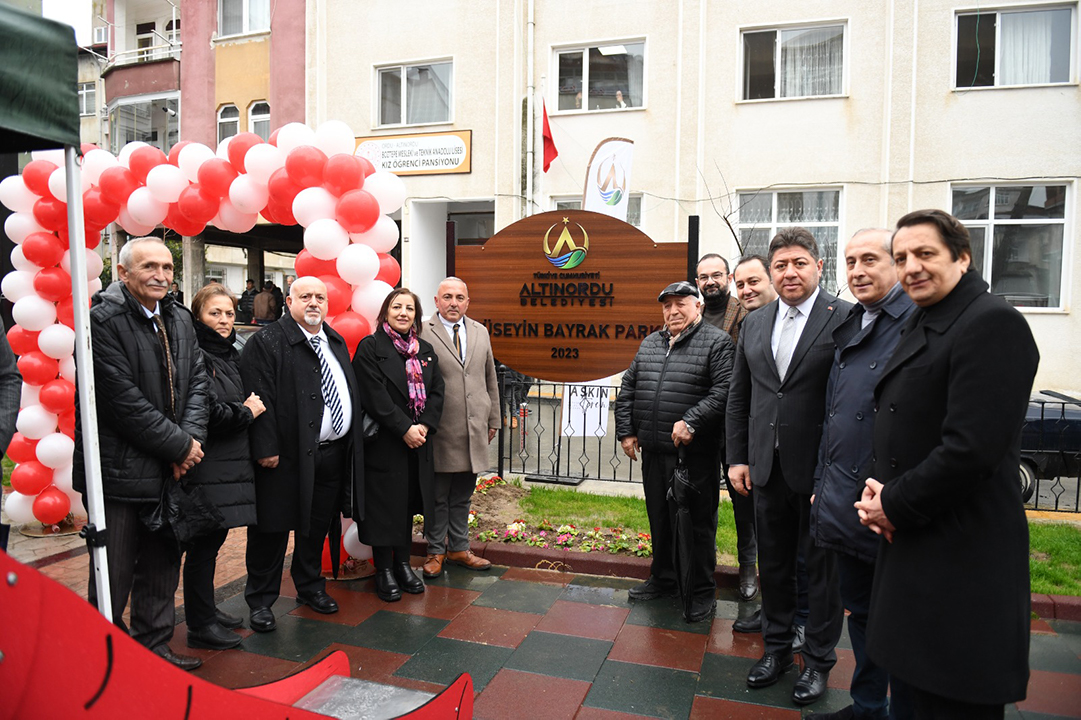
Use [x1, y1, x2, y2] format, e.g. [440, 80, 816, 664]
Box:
[64, 146, 112, 622]
[524, 0, 535, 217]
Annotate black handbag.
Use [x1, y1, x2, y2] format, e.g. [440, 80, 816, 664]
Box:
[142, 478, 225, 546]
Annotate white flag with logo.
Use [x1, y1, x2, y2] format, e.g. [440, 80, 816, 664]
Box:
[582, 137, 634, 222]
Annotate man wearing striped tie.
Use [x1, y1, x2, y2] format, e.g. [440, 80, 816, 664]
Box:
[240, 276, 366, 633]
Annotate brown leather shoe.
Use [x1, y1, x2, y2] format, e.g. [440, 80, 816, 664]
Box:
[446, 550, 491, 571]
[422, 554, 445, 578]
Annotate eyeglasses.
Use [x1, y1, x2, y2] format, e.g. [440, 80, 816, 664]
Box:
[696, 272, 727, 283]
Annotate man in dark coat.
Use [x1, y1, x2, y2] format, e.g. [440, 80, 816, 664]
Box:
[809, 229, 915, 720]
[240, 276, 366, 631]
[856, 210, 1039, 717]
[727, 228, 850, 706]
[73, 237, 210, 670]
[238, 279, 258, 324]
[615, 281, 734, 623]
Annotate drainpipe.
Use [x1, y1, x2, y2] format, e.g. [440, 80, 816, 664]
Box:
[524, 0, 535, 217]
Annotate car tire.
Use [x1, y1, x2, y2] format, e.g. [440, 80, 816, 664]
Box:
[1019, 460, 1037, 503]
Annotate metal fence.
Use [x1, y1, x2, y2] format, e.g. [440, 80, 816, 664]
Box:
[1023, 399, 1081, 513]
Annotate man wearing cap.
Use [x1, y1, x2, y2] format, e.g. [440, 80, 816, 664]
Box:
[615, 281, 734, 622]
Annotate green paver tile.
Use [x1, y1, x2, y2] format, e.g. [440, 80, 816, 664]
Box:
[422, 564, 507, 592]
[505, 630, 612, 682]
[341, 610, 448, 655]
[238, 614, 343, 662]
[625, 595, 711, 635]
[583, 659, 698, 717]
[560, 582, 632, 608]
[696, 652, 850, 711]
[1028, 633, 1081, 674]
[394, 636, 513, 691]
[472, 578, 565, 615]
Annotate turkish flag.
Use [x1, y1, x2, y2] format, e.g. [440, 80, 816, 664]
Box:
[542, 101, 558, 173]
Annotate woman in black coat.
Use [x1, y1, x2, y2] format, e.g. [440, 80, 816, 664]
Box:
[353, 288, 444, 602]
[182, 284, 265, 650]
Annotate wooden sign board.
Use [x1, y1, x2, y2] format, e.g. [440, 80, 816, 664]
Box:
[456, 210, 686, 382]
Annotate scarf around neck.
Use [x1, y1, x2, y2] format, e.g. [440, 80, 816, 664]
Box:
[382, 322, 427, 420]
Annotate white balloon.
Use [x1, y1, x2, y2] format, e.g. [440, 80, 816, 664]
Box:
[11, 245, 41, 273]
[21, 383, 40, 409]
[363, 171, 407, 215]
[217, 197, 259, 234]
[292, 186, 337, 228]
[216, 135, 233, 161]
[350, 215, 400, 253]
[336, 243, 380, 286]
[229, 174, 269, 214]
[53, 465, 74, 492]
[82, 149, 118, 186]
[276, 122, 317, 155]
[47, 167, 68, 203]
[314, 120, 356, 159]
[37, 433, 75, 470]
[117, 141, 149, 168]
[351, 280, 394, 323]
[3, 491, 38, 524]
[244, 143, 285, 185]
[342, 522, 373, 560]
[145, 163, 189, 204]
[0, 175, 38, 213]
[117, 205, 155, 236]
[2, 270, 38, 303]
[304, 218, 350, 261]
[60, 248, 104, 280]
[30, 148, 66, 165]
[88, 277, 103, 295]
[17, 404, 58, 439]
[177, 143, 216, 184]
[126, 186, 168, 227]
[13, 295, 57, 331]
[4, 212, 46, 244]
[60, 355, 76, 383]
[37, 324, 76, 359]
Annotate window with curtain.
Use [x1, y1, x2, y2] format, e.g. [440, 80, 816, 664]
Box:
[743, 24, 844, 100]
[219, 0, 270, 36]
[218, 105, 239, 144]
[555, 41, 645, 111]
[953, 184, 1067, 308]
[736, 189, 841, 291]
[249, 101, 270, 140]
[956, 7, 1073, 87]
[377, 61, 452, 126]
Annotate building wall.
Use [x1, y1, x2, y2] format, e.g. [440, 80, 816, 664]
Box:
[215, 38, 271, 133]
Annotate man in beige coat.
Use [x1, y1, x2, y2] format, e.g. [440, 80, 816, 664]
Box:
[420, 277, 501, 577]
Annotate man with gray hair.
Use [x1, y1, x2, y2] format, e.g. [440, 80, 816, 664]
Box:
[73, 236, 210, 670]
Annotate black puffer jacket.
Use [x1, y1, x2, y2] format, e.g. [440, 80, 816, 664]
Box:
[182, 322, 257, 528]
[615, 318, 734, 455]
[74, 282, 210, 502]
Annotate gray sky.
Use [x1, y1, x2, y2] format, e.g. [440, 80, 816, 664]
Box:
[42, 0, 92, 46]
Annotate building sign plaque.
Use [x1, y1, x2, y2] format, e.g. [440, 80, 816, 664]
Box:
[355, 130, 472, 176]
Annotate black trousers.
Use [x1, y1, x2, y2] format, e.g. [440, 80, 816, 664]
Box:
[244, 442, 345, 609]
[183, 527, 229, 629]
[641, 449, 720, 603]
[86, 497, 181, 650]
[723, 461, 758, 566]
[836, 552, 891, 719]
[755, 458, 843, 671]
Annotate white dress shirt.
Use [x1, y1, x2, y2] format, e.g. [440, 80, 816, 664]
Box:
[301, 325, 353, 442]
[770, 287, 820, 359]
[438, 313, 467, 363]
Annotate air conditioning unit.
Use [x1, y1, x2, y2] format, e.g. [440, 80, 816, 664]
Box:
[93, 25, 108, 45]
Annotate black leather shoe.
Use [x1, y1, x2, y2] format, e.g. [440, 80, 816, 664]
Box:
[746, 652, 794, 688]
[685, 599, 716, 623]
[250, 606, 276, 633]
[394, 562, 425, 594]
[375, 569, 402, 602]
[792, 624, 806, 654]
[738, 563, 759, 601]
[628, 577, 678, 601]
[792, 667, 829, 705]
[187, 622, 242, 650]
[153, 644, 203, 671]
[215, 609, 243, 629]
[296, 589, 339, 614]
[806, 705, 855, 719]
[733, 608, 762, 633]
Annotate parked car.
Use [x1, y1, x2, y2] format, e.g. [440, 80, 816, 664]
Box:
[1020, 391, 1081, 502]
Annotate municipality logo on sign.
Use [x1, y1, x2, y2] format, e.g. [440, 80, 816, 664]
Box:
[543, 217, 590, 269]
[595, 154, 626, 207]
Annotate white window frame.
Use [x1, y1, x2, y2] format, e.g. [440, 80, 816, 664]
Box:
[218, 104, 240, 144]
[107, 93, 180, 156]
[135, 21, 155, 62]
[550, 38, 647, 114]
[218, 0, 271, 38]
[248, 101, 271, 141]
[734, 187, 844, 293]
[550, 194, 644, 227]
[737, 20, 849, 102]
[78, 82, 97, 117]
[374, 59, 454, 128]
[953, 4, 1077, 90]
[166, 18, 180, 46]
[92, 25, 108, 45]
[951, 181, 1071, 312]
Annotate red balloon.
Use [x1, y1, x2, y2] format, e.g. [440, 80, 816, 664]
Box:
[267, 167, 303, 207]
[328, 311, 371, 358]
[83, 187, 121, 227]
[22, 160, 58, 198]
[128, 145, 168, 184]
[376, 254, 401, 286]
[228, 132, 263, 172]
[295, 249, 337, 277]
[39, 378, 76, 415]
[355, 156, 376, 178]
[285, 146, 328, 188]
[85, 230, 102, 250]
[268, 128, 280, 146]
[22, 231, 66, 267]
[56, 296, 75, 328]
[165, 202, 206, 237]
[11, 461, 54, 496]
[318, 274, 352, 317]
[268, 199, 297, 226]
[177, 184, 220, 224]
[33, 267, 72, 302]
[335, 189, 379, 234]
[323, 155, 365, 196]
[7, 433, 38, 463]
[33, 486, 71, 525]
[197, 158, 238, 199]
[59, 407, 76, 438]
[32, 197, 67, 232]
[7, 326, 41, 356]
[168, 140, 191, 166]
[81, 143, 99, 154]
[98, 165, 140, 205]
[18, 351, 60, 386]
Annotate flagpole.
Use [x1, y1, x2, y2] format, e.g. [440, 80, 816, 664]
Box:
[524, 0, 535, 218]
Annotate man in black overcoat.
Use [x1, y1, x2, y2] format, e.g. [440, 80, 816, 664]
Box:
[856, 210, 1039, 717]
[240, 276, 365, 632]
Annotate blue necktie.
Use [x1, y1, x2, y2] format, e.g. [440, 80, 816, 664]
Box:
[310, 336, 344, 436]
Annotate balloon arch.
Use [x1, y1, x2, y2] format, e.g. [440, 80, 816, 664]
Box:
[0, 120, 405, 527]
